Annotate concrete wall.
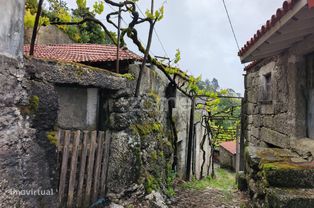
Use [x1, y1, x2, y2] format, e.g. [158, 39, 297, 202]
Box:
[56, 87, 98, 130]
[0, 0, 25, 60]
[243, 34, 314, 156]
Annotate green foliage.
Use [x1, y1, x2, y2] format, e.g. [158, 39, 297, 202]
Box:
[30, 0, 115, 44]
[76, 0, 87, 9]
[151, 151, 158, 160]
[145, 5, 164, 21]
[145, 174, 159, 193]
[25, 0, 38, 14]
[24, 9, 50, 29]
[165, 164, 176, 197]
[182, 168, 236, 191]
[47, 131, 57, 145]
[174, 49, 181, 64]
[30, 95, 40, 112]
[93, 1, 105, 15]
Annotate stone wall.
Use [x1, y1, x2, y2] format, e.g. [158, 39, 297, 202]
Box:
[243, 34, 314, 208]
[20, 59, 200, 206]
[243, 35, 314, 158]
[243, 34, 314, 152]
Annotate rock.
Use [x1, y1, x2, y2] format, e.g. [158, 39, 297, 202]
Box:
[145, 191, 168, 208]
[266, 188, 314, 208]
[237, 171, 247, 191]
[110, 203, 124, 208]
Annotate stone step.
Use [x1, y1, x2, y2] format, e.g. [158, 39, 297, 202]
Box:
[266, 188, 314, 208]
[261, 161, 314, 188]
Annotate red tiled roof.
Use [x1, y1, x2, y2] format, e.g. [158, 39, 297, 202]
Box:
[238, 0, 301, 57]
[24, 44, 142, 63]
[220, 141, 237, 155]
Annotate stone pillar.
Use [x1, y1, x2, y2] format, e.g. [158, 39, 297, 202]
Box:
[0, 0, 25, 60]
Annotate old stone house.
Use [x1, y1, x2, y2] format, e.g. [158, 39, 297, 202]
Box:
[239, 0, 314, 207]
[219, 141, 236, 170]
[0, 2, 212, 207]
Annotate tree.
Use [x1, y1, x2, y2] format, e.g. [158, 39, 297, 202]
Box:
[25, 0, 38, 14]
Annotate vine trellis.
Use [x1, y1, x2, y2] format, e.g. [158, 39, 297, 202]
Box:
[29, 0, 244, 181]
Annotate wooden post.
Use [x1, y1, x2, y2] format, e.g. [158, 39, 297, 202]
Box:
[77, 131, 89, 207]
[30, 0, 44, 56]
[100, 131, 111, 196]
[85, 131, 97, 206]
[116, 6, 122, 73]
[67, 131, 81, 207]
[58, 130, 71, 205]
[92, 131, 105, 201]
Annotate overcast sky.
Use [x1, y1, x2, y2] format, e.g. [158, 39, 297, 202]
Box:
[64, 0, 284, 94]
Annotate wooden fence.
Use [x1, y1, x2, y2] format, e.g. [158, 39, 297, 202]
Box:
[56, 130, 111, 208]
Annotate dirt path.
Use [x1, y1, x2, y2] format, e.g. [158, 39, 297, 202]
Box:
[170, 187, 248, 208]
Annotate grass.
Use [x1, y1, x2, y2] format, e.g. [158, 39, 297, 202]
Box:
[180, 168, 249, 207]
[182, 168, 236, 191]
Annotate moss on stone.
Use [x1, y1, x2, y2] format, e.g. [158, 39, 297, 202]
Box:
[19, 95, 40, 116]
[261, 162, 305, 171]
[120, 73, 135, 80]
[148, 90, 161, 105]
[47, 131, 57, 145]
[159, 151, 164, 158]
[30, 95, 39, 112]
[130, 122, 163, 136]
[143, 99, 153, 109]
[151, 151, 158, 161]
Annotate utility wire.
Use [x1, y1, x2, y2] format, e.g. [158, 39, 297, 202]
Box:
[222, 0, 240, 51]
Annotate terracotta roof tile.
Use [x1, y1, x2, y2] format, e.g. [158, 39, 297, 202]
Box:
[238, 0, 301, 57]
[24, 44, 142, 63]
[220, 141, 237, 155]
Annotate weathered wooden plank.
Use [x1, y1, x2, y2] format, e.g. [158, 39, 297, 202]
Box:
[84, 131, 97, 207]
[57, 130, 62, 152]
[100, 131, 111, 196]
[67, 130, 81, 208]
[92, 131, 105, 201]
[58, 130, 71, 206]
[77, 131, 89, 208]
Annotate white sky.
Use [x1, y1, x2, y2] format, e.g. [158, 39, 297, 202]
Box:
[64, 0, 285, 94]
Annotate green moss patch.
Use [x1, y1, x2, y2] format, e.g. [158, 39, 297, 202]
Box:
[120, 73, 135, 80]
[261, 162, 305, 171]
[130, 122, 163, 136]
[47, 131, 57, 145]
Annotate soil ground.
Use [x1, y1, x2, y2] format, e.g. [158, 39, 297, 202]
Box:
[170, 186, 249, 208]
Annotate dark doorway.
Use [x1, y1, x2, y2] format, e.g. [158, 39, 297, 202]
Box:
[306, 53, 314, 139]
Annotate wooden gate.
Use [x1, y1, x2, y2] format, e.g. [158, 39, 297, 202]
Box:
[56, 130, 111, 208]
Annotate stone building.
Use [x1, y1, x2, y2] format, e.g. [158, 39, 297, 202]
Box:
[219, 141, 236, 170]
[0, 2, 212, 207]
[239, 0, 314, 207]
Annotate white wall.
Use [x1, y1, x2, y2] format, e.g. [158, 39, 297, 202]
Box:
[0, 0, 25, 60]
